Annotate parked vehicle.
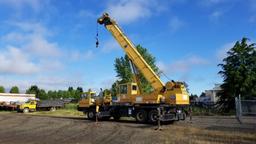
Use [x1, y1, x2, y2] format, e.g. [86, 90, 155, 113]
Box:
[17, 99, 65, 113]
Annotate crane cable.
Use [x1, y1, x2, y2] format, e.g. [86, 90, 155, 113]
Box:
[96, 22, 99, 48]
[160, 71, 171, 81]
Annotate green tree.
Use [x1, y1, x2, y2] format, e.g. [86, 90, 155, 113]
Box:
[111, 80, 119, 97]
[10, 86, 19, 93]
[26, 85, 48, 100]
[114, 45, 160, 93]
[0, 86, 5, 93]
[38, 89, 47, 100]
[26, 85, 40, 97]
[75, 87, 84, 99]
[218, 38, 256, 112]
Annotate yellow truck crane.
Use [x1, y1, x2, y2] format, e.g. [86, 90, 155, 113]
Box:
[78, 13, 189, 123]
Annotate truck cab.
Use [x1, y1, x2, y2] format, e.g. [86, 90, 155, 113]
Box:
[78, 90, 112, 112]
[17, 100, 37, 113]
[78, 91, 97, 111]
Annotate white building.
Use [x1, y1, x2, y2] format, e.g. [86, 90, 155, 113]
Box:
[204, 84, 222, 103]
[0, 93, 36, 105]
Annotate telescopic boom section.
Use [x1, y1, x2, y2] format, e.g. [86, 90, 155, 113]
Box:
[98, 13, 165, 90]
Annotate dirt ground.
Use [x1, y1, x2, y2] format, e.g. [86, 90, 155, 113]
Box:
[0, 113, 255, 144]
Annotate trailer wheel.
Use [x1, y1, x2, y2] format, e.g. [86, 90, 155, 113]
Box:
[135, 110, 147, 123]
[148, 109, 158, 123]
[87, 109, 95, 120]
[23, 108, 29, 113]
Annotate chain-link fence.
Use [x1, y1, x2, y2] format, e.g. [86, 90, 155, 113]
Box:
[235, 96, 256, 123]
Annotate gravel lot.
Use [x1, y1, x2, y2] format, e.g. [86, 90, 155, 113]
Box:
[0, 113, 255, 144]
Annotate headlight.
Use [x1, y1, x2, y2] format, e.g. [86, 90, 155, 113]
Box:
[160, 96, 165, 103]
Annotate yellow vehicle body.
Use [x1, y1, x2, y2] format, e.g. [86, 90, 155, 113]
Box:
[78, 90, 112, 111]
[117, 82, 189, 105]
[17, 100, 37, 113]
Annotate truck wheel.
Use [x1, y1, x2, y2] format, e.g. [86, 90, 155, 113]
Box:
[113, 115, 121, 121]
[148, 109, 158, 123]
[50, 107, 56, 112]
[87, 109, 95, 120]
[23, 108, 29, 113]
[102, 116, 111, 121]
[135, 110, 147, 123]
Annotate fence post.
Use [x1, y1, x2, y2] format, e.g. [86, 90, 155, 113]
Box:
[235, 96, 242, 124]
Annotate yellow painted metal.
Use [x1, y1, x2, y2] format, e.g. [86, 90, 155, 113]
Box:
[78, 90, 113, 108]
[78, 91, 96, 108]
[99, 15, 164, 91]
[18, 100, 37, 111]
[96, 13, 190, 106]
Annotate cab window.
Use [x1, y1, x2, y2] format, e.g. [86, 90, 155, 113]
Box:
[132, 85, 137, 91]
[120, 85, 128, 94]
[91, 93, 96, 98]
[81, 93, 88, 99]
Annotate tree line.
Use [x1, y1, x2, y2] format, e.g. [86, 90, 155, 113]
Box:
[0, 85, 84, 100]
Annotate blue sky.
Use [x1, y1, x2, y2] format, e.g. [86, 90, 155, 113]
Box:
[0, 0, 255, 95]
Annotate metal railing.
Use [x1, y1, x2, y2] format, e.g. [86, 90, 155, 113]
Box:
[235, 95, 256, 123]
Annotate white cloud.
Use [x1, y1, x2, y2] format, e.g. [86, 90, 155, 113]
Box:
[169, 17, 184, 32]
[105, 0, 165, 24]
[8, 21, 51, 37]
[36, 75, 83, 89]
[25, 34, 60, 57]
[70, 50, 96, 61]
[0, 74, 84, 92]
[216, 40, 255, 61]
[78, 10, 96, 18]
[0, 46, 39, 75]
[84, 50, 95, 60]
[157, 55, 209, 74]
[0, 22, 63, 75]
[198, 0, 226, 6]
[216, 42, 235, 60]
[1, 32, 28, 43]
[210, 10, 223, 21]
[2, 22, 61, 57]
[0, 0, 42, 12]
[249, 0, 256, 23]
[101, 39, 120, 53]
[39, 59, 63, 71]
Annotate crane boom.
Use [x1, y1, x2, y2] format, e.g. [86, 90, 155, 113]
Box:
[98, 13, 165, 91]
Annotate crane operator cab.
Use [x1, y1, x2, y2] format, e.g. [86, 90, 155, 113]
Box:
[78, 90, 97, 110]
[117, 82, 140, 104]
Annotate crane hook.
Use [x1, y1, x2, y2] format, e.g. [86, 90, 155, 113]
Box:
[96, 36, 99, 48]
[96, 23, 99, 48]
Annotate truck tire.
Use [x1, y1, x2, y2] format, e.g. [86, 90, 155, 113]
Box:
[87, 109, 95, 120]
[50, 107, 56, 112]
[135, 110, 147, 123]
[23, 108, 29, 113]
[113, 115, 121, 121]
[148, 109, 158, 123]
